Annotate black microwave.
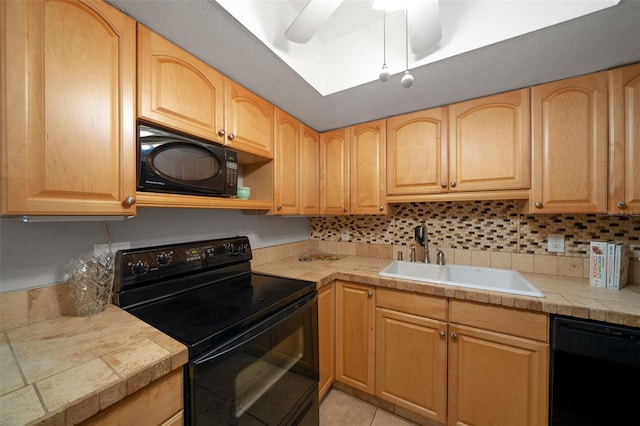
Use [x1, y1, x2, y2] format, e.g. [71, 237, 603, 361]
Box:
[137, 123, 238, 197]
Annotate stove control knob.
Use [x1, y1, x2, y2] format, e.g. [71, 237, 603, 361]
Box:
[156, 252, 172, 266]
[224, 243, 234, 256]
[238, 244, 249, 255]
[131, 260, 150, 277]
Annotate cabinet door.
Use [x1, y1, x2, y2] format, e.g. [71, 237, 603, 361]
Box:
[300, 125, 320, 215]
[350, 120, 387, 215]
[224, 78, 274, 159]
[449, 89, 531, 192]
[335, 281, 375, 395]
[319, 129, 350, 215]
[609, 63, 640, 215]
[531, 72, 608, 213]
[273, 108, 300, 215]
[137, 24, 225, 144]
[1, 0, 136, 215]
[375, 307, 447, 423]
[386, 108, 448, 195]
[447, 324, 549, 426]
[318, 284, 335, 401]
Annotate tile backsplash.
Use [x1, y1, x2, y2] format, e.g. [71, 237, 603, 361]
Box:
[309, 201, 640, 260]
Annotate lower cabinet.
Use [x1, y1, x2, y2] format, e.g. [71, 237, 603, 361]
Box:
[448, 300, 549, 426]
[335, 280, 375, 395]
[375, 288, 448, 424]
[333, 282, 549, 426]
[80, 368, 183, 425]
[318, 283, 335, 401]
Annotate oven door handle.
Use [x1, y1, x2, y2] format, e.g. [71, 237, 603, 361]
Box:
[195, 291, 317, 365]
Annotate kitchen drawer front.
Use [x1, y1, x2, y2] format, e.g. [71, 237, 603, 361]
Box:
[450, 300, 548, 342]
[376, 288, 446, 321]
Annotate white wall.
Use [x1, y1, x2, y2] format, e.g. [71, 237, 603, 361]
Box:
[0, 208, 309, 293]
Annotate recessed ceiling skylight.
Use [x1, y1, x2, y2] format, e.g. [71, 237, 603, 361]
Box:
[215, 0, 620, 95]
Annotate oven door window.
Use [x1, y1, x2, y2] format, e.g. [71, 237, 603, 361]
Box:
[149, 142, 222, 182]
[190, 295, 318, 426]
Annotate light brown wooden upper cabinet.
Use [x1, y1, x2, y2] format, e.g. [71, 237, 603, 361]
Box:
[448, 88, 531, 193]
[531, 71, 609, 213]
[300, 125, 320, 215]
[273, 108, 300, 215]
[273, 109, 319, 215]
[350, 119, 387, 215]
[137, 24, 225, 145]
[608, 63, 640, 215]
[319, 128, 350, 215]
[387, 107, 448, 195]
[386, 90, 530, 202]
[1, 0, 137, 216]
[224, 78, 274, 159]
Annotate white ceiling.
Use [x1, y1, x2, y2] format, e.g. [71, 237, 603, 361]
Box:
[106, 0, 640, 132]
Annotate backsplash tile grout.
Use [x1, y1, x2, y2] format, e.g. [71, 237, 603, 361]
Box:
[308, 201, 640, 258]
[307, 201, 640, 284]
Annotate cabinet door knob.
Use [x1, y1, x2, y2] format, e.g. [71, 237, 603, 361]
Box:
[123, 196, 136, 207]
[367, 290, 373, 297]
[617, 201, 626, 208]
[439, 330, 446, 336]
[535, 201, 543, 209]
[277, 205, 282, 210]
[450, 332, 457, 339]
[227, 133, 236, 141]
[379, 205, 384, 211]
[343, 208, 348, 212]
[450, 181, 457, 188]
[218, 129, 226, 137]
[441, 182, 448, 188]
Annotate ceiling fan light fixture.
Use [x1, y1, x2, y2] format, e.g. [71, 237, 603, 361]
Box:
[372, 0, 407, 12]
[400, 70, 414, 88]
[379, 64, 391, 82]
[379, 9, 390, 82]
[400, 6, 414, 88]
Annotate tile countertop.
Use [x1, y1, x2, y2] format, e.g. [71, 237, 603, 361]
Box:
[0, 305, 188, 426]
[252, 255, 640, 327]
[2, 255, 638, 425]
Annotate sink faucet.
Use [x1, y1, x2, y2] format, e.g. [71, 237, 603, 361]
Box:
[414, 224, 431, 264]
[436, 249, 445, 265]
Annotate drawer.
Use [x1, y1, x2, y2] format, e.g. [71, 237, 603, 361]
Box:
[450, 300, 548, 342]
[376, 287, 446, 321]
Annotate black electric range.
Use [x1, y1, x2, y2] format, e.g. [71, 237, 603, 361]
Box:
[112, 236, 319, 425]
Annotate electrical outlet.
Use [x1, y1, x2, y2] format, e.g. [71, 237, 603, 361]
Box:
[548, 234, 565, 253]
[93, 242, 131, 256]
[341, 229, 350, 242]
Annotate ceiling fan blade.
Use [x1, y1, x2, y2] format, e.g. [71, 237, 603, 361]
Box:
[408, 0, 442, 53]
[285, 0, 344, 44]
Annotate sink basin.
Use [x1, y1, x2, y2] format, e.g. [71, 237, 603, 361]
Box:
[379, 261, 544, 297]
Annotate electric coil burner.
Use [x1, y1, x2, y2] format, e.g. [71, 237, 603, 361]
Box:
[113, 236, 319, 425]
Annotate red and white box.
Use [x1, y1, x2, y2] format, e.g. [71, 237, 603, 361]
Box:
[589, 241, 608, 287]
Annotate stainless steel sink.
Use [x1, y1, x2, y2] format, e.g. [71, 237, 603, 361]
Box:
[379, 261, 544, 297]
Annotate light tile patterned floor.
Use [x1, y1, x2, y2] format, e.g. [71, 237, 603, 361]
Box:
[319, 389, 418, 426]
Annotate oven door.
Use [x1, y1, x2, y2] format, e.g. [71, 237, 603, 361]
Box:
[188, 292, 319, 426]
